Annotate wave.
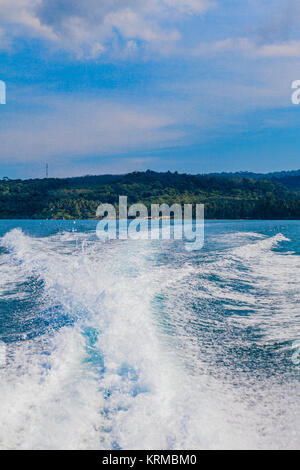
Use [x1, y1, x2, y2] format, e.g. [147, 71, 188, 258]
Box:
[0, 228, 299, 450]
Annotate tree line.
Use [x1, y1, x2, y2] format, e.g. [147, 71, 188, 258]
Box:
[1, 170, 300, 219]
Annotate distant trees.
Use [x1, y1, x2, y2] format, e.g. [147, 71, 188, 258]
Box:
[0, 171, 300, 220]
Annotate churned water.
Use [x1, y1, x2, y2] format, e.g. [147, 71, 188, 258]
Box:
[0, 220, 299, 449]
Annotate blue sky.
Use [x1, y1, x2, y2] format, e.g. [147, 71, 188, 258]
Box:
[1, 0, 300, 178]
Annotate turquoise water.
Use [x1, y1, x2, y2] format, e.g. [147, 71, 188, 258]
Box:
[0, 220, 299, 449]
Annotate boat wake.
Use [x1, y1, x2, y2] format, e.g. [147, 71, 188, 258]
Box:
[0, 227, 299, 449]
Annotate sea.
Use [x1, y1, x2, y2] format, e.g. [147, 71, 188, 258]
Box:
[0, 220, 299, 450]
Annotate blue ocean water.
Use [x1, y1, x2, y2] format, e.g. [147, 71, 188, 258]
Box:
[0, 220, 299, 450]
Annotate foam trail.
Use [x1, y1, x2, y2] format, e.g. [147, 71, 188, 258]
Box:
[0, 228, 299, 449]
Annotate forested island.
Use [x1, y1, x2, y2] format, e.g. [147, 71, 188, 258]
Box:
[1, 170, 300, 220]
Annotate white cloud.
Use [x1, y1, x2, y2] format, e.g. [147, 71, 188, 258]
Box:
[0, 0, 213, 57]
[193, 37, 300, 59]
[163, 0, 213, 14]
[0, 94, 182, 162]
[193, 38, 238, 55]
[188, 1, 300, 59]
[0, 0, 57, 40]
[255, 41, 300, 58]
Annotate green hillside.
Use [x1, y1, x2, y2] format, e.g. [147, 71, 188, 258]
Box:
[1, 170, 300, 219]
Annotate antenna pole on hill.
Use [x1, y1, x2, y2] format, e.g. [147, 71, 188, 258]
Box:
[46, 163, 49, 178]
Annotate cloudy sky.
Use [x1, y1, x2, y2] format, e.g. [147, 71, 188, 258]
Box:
[1, 0, 300, 178]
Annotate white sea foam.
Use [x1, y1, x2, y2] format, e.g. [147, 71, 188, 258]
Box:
[0, 228, 299, 450]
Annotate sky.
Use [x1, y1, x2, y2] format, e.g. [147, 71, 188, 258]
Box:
[1, 0, 300, 178]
